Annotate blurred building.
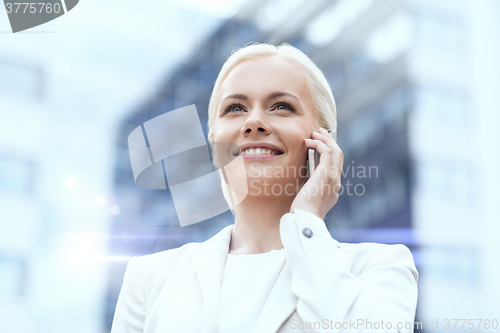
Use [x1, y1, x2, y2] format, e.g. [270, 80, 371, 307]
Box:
[0, 56, 46, 332]
[108, 0, 500, 331]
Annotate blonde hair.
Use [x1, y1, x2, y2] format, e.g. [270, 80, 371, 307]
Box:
[207, 42, 337, 214]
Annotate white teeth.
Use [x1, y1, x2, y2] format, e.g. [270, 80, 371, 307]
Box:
[242, 148, 280, 155]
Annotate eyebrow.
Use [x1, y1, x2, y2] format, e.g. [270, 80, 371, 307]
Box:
[222, 91, 300, 102]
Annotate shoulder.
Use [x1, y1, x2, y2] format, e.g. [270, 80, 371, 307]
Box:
[338, 242, 418, 281]
[127, 242, 194, 289]
[127, 224, 232, 285]
[133, 242, 192, 268]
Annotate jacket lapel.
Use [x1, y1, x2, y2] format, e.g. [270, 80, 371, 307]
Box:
[189, 224, 233, 333]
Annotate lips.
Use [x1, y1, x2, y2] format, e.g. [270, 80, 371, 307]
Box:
[236, 143, 284, 156]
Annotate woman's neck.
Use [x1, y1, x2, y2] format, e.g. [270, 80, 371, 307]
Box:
[229, 195, 294, 255]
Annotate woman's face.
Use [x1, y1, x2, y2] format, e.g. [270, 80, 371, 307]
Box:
[213, 56, 320, 197]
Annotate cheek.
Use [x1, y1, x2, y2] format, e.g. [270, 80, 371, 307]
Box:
[214, 130, 230, 144]
[213, 120, 239, 142]
[283, 133, 308, 164]
[212, 123, 225, 142]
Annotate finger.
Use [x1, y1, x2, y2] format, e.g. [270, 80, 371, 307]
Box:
[315, 128, 340, 152]
[306, 136, 344, 176]
[304, 138, 333, 166]
[312, 130, 335, 149]
[322, 127, 336, 139]
[312, 131, 343, 161]
[319, 127, 338, 147]
[304, 139, 342, 191]
[304, 137, 331, 153]
[317, 128, 343, 154]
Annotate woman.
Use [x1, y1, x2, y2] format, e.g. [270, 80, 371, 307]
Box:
[111, 43, 418, 333]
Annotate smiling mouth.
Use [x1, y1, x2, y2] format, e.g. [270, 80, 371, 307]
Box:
[235, 148, 284, 156]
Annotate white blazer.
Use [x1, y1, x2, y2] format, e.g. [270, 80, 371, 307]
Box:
[111, 209, 418, 333]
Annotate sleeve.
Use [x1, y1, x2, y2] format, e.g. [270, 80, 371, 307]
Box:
[110, 257, 147, 333]
[280, 209, 419, 333]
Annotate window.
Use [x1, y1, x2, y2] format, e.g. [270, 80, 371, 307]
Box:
[416, 84, 468, 125]
[0, 153, 36, 196]
[0, 255, 26, 301]
[385, 164, 409, 210]
[305, 0, 374, 46]
[417, 159, 474, 202]
[325, 64, 346, 95]
[0, 58, 44, 100]
[383, 86, 410, 129]
[366, 11, 413, 64]
[347, 110, 383, 155]
[415, 8, 465, 53]
[422, 245, 478, 284]
[254, 0, 307, 32]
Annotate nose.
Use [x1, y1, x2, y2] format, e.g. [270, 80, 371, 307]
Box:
[240, 108, 271, 136]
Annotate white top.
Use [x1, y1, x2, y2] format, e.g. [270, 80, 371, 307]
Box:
[217, 249, 287, 333]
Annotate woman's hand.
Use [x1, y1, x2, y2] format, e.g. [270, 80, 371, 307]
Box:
[290, 127, 344, 220]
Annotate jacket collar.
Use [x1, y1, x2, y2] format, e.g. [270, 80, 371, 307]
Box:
[188, 224, 297, 333]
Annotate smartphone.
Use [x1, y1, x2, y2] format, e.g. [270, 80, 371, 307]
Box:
[307, 148, 321, 178]
[307, 129, 335, 178]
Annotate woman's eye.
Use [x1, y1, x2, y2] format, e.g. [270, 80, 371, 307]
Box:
[273, 102, 295, 112]
[223, 103, 245, 114]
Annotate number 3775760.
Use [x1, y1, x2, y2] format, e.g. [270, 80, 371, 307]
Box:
[5, 2, 62, 14]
